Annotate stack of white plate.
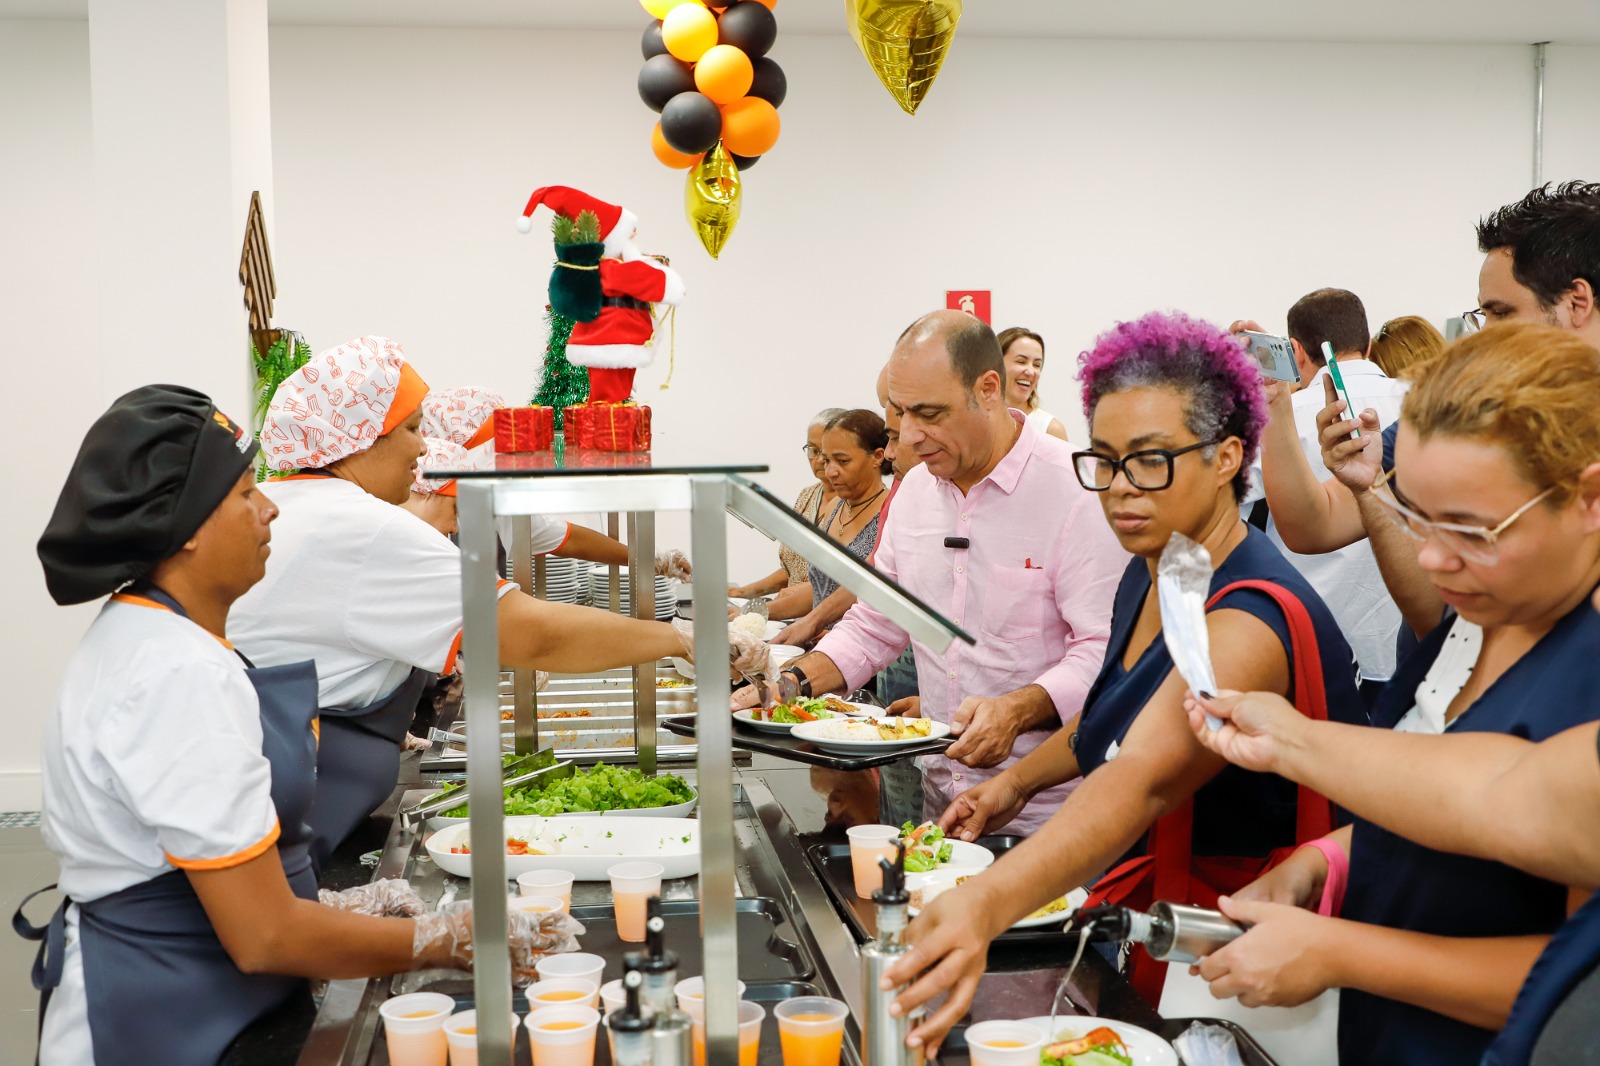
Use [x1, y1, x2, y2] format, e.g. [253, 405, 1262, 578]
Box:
[536, 557, 585, 604]
[588, 566, 676, 620]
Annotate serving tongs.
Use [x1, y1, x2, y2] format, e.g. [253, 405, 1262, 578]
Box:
[399, 746, 574, 830]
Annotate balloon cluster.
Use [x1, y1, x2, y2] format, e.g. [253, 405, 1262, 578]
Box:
[638, 0, 785, 257]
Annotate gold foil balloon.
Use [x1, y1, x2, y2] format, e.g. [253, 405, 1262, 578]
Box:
[685, 144, 741, 258]
[847, 0, 963, 115]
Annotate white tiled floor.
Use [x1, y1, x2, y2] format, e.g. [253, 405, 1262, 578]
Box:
[1, 827, 59, 1064]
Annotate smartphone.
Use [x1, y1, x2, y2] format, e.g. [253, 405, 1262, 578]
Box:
[1323, 341, 1360, 439]
[1240, 330, 1300, 384]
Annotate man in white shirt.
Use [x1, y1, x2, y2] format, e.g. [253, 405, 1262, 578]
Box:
[1240, 288, 1408, 696]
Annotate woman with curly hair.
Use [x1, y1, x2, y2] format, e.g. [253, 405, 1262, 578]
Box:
[882, 312, 1368, 1057]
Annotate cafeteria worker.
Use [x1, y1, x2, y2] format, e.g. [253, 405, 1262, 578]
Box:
[230, 336, 762, 865]
[24, 385, 579, 1066]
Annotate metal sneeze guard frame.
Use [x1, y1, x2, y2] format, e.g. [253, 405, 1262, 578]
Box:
[453, 468, 972, 1066]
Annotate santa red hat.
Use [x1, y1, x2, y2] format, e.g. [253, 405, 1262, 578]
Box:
[516, 185, 639, 259]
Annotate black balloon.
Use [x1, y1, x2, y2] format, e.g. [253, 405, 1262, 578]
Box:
[748, 56, 787, 108]
[717, 1, 777, 58]
[729, 152, 760, 171]
[638, 54, 697, 113]
[642, 19, 667, 60]
[660, 92, 723, 155]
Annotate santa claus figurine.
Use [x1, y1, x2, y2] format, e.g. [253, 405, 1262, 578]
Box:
[517, 186, 685, 404]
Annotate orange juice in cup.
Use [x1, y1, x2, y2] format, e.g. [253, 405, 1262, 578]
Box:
[688, 999, 764, 1066]
[963, 1020, 1045, 1066]
[379, 992, 454, 1066]
[607, 861, 663, 943]
[846, 825, 901, 899]
[518, 869, 575, 913]
[527, 977, 600, 1010]
[524, 1004, 600, 1066]
[442, 1009, 520, 1066]
[775, 996, 850, 1066]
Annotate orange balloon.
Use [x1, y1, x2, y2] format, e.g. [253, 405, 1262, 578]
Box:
[694, 44, 755, 105]
[749, 0, 776, 7]
[720, 97, 780, 157]
[652, 122, 704, 169]
[661, 3, 718, 62]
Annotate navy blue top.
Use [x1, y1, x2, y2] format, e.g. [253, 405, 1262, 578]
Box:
[1339, 596, 1600, 1066]
[1074, 528, 1366, 859]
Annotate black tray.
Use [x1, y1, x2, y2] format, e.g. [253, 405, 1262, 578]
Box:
[808, 836, 1083, 949]
[1160, 1017, 1282, 1066]
[662, 714, 952, 771]
[369, 980, 829, 1065]
[398, 897, 813, 999]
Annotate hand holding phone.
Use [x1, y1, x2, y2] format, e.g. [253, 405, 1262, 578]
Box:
[1242, 331, 1300, 384]
[1322, 342, 1359, 439]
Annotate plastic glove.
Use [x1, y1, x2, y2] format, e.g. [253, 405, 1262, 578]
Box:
[536, 670, 550, 692]
[403, 733, 431, 752]
[411, 902, 585, 977]
[318, 878, 426, 918]
[670, 619, 773, 678]
[655, 549, 692, 582]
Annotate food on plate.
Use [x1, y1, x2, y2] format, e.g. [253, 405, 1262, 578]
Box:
[754, 696, 851, 724]
[502, 708, 595, 720]
[730, 612, 769, 640]
[1040, 1026, 1132, 1066]
[439, 763, 695, 818]
[909, 873, 972, 911]
[448, 836, 545, 856]
[899, 821, 954, 873]
[876, 717, 931, 740]
[656, 677, 692, 689]
[1025, 895, 1077, 922]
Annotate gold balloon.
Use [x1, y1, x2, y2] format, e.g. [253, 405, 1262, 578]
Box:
[685, 143, 742, 259]
[847, 0, 963, 115]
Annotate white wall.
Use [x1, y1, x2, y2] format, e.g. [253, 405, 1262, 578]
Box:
[5, 20, 1599, 805]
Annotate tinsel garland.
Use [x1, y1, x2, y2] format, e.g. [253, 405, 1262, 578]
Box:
[250, 330, 313, 481]
[531, 305, 588, 428]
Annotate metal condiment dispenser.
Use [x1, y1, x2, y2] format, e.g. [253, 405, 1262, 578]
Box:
[1068, 901, 1246, 965]
[607, 967, 653, 1066]
[860, 841, 923, 1065]
[639, 897, 692, 1066]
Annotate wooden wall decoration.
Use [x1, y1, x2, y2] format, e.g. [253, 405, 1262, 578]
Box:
[239, 190, 278, 357]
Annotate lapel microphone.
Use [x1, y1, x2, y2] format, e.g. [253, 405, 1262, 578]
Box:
[944, 537, 970, 549]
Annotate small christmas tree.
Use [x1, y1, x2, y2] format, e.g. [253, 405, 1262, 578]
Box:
[532, 305, 587, 427]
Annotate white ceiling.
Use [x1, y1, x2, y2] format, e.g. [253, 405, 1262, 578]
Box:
[5, 0, 1599, 44]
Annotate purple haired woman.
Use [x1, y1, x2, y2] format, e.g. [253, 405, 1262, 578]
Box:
[883, 312, 1369, 1056]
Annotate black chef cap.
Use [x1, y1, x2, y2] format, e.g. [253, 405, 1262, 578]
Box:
[37, 385, 261, 605]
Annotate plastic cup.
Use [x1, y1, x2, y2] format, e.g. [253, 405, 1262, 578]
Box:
[441, 1009, 520, 1066]
[687, 999, 765, 1066]
[519, 869, 576, 912]
[608, 861, 664, 943]
[379, 992, 454, 1066]
[599, 978, 627, 1017]
[673, 975, 747, 1011]
[527, 977, 600, 1010]
[535, 952, 606, 989]
[508, 894, 564, 917]
[964, 1020, 1046, 1066]
[775, 996, 849, 1066]
[524, 1004, 600, 1066]
[846, 825, 901, 899]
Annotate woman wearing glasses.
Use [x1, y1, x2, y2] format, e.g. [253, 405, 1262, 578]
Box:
[885, 312, 1366, 1057]
[1166, 324, 1600, 1066]
[727, 408, 843, 601]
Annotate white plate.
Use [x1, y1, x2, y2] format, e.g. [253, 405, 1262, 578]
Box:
[791, 717, 951, 754]
[1018, 1017, 1177, 1066]
[425, 790, 697, 832]
[425, 815, 700, 880]
[732, 709, 798, 735]
[767, 645, 804, 670]
[1009, 887, 1090, 929]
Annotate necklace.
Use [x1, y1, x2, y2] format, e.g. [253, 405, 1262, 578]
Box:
[840, 487, 886, 526]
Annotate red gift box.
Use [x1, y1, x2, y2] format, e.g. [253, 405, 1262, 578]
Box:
[493, 406, 554, 453]
[589, 403, 652, 452]
[562, 404, 592, 448]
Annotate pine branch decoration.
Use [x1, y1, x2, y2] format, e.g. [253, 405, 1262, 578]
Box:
[531, 305, 588, 425]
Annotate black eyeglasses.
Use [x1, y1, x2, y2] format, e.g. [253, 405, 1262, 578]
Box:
[1072, 439, 1222, 492]
[1461, 308, 1486, 331]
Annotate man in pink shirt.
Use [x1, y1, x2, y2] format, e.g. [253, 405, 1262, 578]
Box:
[735, 310, 1127, 833]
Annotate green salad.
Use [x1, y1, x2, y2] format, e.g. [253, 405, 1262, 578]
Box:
[765, 698, 838, 724]
[441, 763, 695, 818]
[900, 821, 954, 873]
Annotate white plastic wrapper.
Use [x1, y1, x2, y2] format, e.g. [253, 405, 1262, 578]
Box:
[1172, 1021, 1246, 1066]
[1157, 532, 1222, 730]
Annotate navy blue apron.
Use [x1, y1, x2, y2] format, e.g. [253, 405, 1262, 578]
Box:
[15, 587, 320, 1066]
[306, 666, 431, 869]
[1484, 889, 1600, 1065]
[1339, 597, 1600, 1066]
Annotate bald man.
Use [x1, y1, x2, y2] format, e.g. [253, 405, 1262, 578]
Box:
[739, 311, 1127, 832]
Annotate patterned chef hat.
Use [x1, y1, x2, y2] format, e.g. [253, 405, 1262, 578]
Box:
[260, 336, 429, 472]
[412, 438, 467, 497]
[420, 386, 507, 449]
